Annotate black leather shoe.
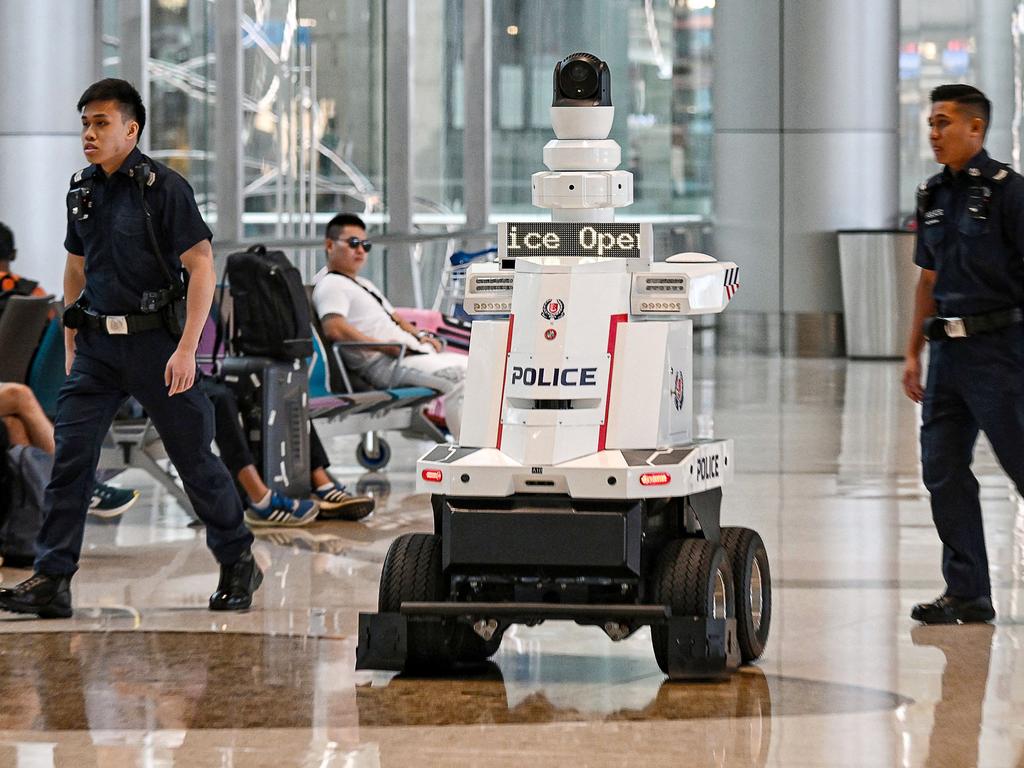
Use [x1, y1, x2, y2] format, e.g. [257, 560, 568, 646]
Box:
[911, 594, 995, 624]
[209, 549, 263, 611]
[0, 572, 73, 619]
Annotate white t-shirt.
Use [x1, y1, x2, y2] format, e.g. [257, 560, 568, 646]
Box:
[311, 269, 431, 369]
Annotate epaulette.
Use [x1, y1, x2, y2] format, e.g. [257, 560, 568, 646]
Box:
[967, 157, 1014, 184]
[916, 172, 943, 215]
[129, 163, 157, 187]
[71, 165, 97, 184]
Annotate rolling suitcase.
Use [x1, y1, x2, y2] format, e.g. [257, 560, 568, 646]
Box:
[219, 356, 310, 497]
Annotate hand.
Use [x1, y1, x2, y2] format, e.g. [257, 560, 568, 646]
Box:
[426, 336, 443, 353]
[902, 355, 925, 403]
[165, 347, 197, 396]
[64, 334, 77, 375]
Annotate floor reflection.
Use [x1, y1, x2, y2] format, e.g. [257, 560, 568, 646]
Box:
[911, 624, 995, 768]
[358, 661, 906, 725]
[0, 632, 346, 732]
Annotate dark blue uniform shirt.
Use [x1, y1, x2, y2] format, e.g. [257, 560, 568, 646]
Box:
[914, 149, 1024, 317]
[63, 146, 212, 315]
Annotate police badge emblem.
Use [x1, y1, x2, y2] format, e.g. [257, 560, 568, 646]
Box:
[541, 298, 565, 320]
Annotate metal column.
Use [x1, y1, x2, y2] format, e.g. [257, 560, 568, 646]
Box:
[119, 0, 150, 153]
[463, 0, 492, 232]
[713, 0, 899, 355]
[384, 0, 416, 306]
[977, 0, 1018, 162]
[215, 0, 244, 244]
[0, 0, 95, 294]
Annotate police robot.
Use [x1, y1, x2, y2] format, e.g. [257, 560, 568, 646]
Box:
[357, 52, 771, 680]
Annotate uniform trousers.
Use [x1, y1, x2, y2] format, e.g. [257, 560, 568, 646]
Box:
[921, 323, 1024, 598]
[34, 327, 253, 576]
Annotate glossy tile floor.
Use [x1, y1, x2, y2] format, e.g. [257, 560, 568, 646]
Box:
[1, 349, 1023, 767]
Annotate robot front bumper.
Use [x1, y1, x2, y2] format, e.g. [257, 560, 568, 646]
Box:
[415, 439, 734, 499]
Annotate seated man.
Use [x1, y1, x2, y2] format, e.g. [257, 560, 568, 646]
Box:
[0, 383, 138, 517]
[200, 377, 375, 525]
[311, 213, 468, 437]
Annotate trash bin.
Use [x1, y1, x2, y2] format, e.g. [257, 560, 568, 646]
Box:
[837, 230, 918, 359]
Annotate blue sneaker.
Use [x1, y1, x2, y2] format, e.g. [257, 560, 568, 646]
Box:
[88, 483, 140, 519]
[244, 491, 319, 528]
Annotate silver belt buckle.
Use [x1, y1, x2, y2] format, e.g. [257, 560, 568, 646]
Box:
[104, 315, 129, 335]
[943, 317, 967, 338]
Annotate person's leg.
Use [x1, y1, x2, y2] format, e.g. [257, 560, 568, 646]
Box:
[236, 465, 270, 503]
[199, 377, 256, 478]
[133, 380, 253, 564]
[308, 421, 330, 473]
[962, 328, 1024, 580]
[364, 352, 467, 436]
[1, 414, 30, 446]
[0, 383, 54, 453]
[920, 344, 986, 599]
[200, 376, 316, 525]
[306, 421, 375, 521]
[33, 354, 127, 578]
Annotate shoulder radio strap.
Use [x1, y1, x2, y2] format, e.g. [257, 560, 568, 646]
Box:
[131, 162, 183, 294]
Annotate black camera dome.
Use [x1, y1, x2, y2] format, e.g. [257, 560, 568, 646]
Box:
[552, 52, 612, 107]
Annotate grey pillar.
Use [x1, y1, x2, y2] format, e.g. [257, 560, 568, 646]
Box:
[119, 0, 150, 153]
[215, 0, 243, 244]
[714, 0, 899, 355]
[384, 0, 415, 305]
[976, 0, 1017, 163]
[463, 0, 492, 231]
[0, 0, 96, 296]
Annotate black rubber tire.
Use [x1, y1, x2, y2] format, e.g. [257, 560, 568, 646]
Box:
[720, 526, 772, 663]
[377, 532, 492, 669]
[356, 438, 392, 471]
[650, 538, 735, 676]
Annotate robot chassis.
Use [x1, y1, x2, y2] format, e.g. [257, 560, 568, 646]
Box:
[357, 53, 771, 680]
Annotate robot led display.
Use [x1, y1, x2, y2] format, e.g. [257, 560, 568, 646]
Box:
[357, 53, 771, 679]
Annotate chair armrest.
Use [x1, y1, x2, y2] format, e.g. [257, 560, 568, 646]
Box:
[330, 340, 416, 390]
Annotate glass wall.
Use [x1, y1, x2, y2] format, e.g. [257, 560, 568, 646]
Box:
[481, 0, 714, 219]
[103, 0, 715, 243]
[97, 0, 1024, 243]
[149, 0, 214, 216]
[241, 0, 385, 248]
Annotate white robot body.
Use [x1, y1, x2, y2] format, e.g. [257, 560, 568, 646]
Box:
[419, 217, 739, 498]
[421, 95, 738, 495]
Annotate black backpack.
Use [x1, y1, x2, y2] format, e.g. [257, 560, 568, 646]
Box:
[223, 245, 313, 361]
[0, 274, 39, 318]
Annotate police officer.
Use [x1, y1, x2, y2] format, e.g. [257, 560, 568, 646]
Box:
[0, 78, 261, 618]
[903, 84, 1024, 624]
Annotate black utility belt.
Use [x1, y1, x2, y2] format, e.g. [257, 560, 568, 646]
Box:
[924, 307, 1024, 341]
[77, 309, 165, 335]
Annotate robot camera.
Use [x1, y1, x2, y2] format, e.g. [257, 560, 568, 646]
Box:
[554, 53, 609, 104]
[551, 52, 614, 140]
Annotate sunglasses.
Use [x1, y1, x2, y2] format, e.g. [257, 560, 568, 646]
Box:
[336, 236, 372, 252]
